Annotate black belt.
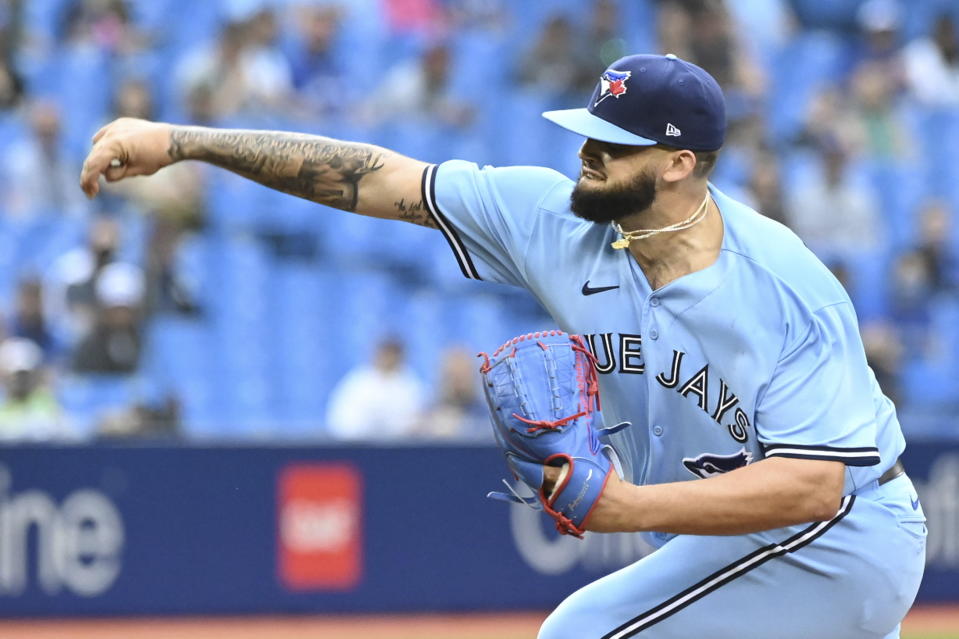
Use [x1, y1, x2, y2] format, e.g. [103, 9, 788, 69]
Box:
[878, 459, 905, 486]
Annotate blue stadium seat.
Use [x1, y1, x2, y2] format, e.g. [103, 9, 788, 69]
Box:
[204, 172, 271, 232]
[767, 32, 849, 143]
[447, 30, 510, 106]
[392, 288, 445, 385]
[931, 297, 959, 370]
[22, 0, 72, 46]
[334, 267, 398, 361]
[0, 113, 25, 151]
[50, 48, 113, 158]
[204, 234, 270, 321]
[441, 292, 508, 354]
[866, 162, 917, 250]
[844, 250, 893, 323]
[901, 356, 958, 409]
[490, 91, 581, 170]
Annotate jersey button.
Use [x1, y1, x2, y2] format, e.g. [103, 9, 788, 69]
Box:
[650, 297, 660, 307]
[652, 425, 664, 436]
[649, 328, 659, 340]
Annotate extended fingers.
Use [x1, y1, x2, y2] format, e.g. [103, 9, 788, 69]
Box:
[80, 144, 119, 197]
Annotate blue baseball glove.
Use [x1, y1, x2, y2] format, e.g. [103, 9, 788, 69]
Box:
[479, 330, 629, 538]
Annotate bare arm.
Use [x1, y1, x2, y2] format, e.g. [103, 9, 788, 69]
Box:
[551, 456, 846, 535]
[80, 119, 436, 228]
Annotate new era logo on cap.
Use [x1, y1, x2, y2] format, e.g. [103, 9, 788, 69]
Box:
[666, 123, 681, 137]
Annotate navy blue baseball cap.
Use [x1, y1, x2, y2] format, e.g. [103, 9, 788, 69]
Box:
[543, 54, 726, 151]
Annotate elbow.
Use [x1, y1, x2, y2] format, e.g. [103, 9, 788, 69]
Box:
[802, 466, 846, 522]
[806, 490, 843, 522]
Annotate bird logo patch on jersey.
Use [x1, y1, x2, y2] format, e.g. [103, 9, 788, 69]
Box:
[682, 448, 753, 479]
[594, 70, 632, 106]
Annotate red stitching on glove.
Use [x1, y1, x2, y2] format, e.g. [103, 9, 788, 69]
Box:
[547, 505, 585, 538]
[569, 335, 601, 413]
[477, 352, 492, 374]
[512, 411, 588, 433]
[539, 455, 585, 538]
[490, 329, 565, 358]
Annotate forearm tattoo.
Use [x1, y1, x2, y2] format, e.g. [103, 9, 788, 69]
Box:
[392, 196, 437, 229]
[167, 127, 385, 212]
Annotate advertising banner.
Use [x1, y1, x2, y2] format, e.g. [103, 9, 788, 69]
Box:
[0, 442, 953, 617]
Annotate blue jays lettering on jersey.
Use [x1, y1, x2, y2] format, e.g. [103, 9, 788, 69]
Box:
[421, 160, 906, 548]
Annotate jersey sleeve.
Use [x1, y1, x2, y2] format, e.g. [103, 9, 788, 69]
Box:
[755, 302, 881, 466]
[422, 160, 570, 287]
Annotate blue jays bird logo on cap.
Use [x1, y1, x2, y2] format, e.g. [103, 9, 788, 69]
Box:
[594, 69, 631, 106]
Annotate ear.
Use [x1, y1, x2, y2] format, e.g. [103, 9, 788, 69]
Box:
[661, 149, 697, 183]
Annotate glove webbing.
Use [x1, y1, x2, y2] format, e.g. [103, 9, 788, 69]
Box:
[483, 333, 601, 435]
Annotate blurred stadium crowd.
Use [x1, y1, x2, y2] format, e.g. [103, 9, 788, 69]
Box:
[0, 0, 957, 441]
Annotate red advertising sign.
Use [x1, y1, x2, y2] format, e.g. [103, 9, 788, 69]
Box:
[277, 463, 363, 590]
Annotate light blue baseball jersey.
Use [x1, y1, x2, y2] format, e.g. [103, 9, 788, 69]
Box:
[420, 161, 924, 639]
[421, 160, 905, 519]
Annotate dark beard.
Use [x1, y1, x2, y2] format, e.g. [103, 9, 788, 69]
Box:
[570, 170, 657, 224]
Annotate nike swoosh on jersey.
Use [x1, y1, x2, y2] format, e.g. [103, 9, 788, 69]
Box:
[911, 495, 921, 511]
[582, 281, 620, 296]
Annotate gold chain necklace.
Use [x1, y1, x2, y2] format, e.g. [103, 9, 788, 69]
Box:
[611, 192, 711, 250]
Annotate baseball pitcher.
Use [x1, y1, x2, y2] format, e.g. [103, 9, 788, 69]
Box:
[80, 53, 925, 639]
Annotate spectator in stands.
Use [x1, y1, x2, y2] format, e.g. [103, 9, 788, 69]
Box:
[382, 0, 442, 36]
[113, 76, 154, 121]
[174, 21, 254, 121]
[72, 262, 144, 374]
[860, 322, 904, 405]
[826, 261, 852, 294]
[421, 347, 489, 440]
[59, 0, 149, 57]
[45, 216, 120, 342]
[903, 12, 959, 108]
[588, 0, 627, 63]
[284, 5, 347, 119]
[914, 199, 959, 295]
[1, 100, 88, 219]
[657, 1, 692, 61]
[0, 56, 24, 112]
[682, 0, 746, 89]
[238, 8, 294, 114]
[184, 82, 217, 127]
[326, 337, 426, 440]
[516, 14, 594, 98]
[849, 60, 911, 161]
[854, 0, 904, 75]
[447, 0, 509, 33]
[9, 277, 58, 361]
[889, 250, 934, 354]
[0, 1, 23, 60]
[144, 217, 201, 317]
[744, 151, 787, 226]
[660, 0, 764, 122]
[365, 42, 474, 128]
[785, 138, 883, 259]
[0, 337, 69, 441]
[793, 88, 858, 154]
[96, 394, 181, 439]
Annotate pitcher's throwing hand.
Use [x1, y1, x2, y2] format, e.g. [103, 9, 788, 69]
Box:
[80, 118, 175, 198]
